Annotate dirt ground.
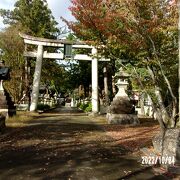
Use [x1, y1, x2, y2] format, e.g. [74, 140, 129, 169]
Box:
[0, 109, 178, 179]
[102, 117, 160, 151]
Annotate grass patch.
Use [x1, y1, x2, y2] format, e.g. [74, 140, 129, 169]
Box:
[6, 111, 37, 125]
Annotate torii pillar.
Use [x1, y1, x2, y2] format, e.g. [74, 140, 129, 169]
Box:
[19, 33, 105, 113]
[91, 48, 99, 113]
[30, 45, 43, 111]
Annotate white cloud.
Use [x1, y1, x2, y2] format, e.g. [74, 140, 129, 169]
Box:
[0, 0, 15, 9]
[0, 0, 15, 30]
[47, 0, 75, 27]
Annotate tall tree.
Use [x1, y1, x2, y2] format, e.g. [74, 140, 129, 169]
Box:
[0, 0, 59, 38]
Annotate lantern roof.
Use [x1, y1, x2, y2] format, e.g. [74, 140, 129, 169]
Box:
[115, 68, 130, 78]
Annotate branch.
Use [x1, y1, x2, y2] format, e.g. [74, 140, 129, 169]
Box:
[147, 35, 177, 103]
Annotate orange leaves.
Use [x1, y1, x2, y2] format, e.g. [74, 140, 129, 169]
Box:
[65, 0, 178, 60]
[66, 0, 122, 42]
[103, 122, 160, 152]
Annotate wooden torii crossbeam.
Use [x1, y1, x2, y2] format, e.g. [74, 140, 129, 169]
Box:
[20, 33, 110, 113]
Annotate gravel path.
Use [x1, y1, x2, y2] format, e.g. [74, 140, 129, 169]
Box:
[0, 108, 169, 180]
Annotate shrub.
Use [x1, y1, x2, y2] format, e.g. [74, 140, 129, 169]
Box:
[79, 103, 88, 111]
[37, 104, 50, 111]
[78, 102, 92, 112]
[85, 103, 92, 112]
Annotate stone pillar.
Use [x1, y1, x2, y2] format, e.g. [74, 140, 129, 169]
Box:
[103, 66, 109, 105]
[30, 45, 43, 111]
[112, 76, 116, 96]
[25, 44, 31, 110]
[91, 48, 99, 113]
[0, 80, 3, 91]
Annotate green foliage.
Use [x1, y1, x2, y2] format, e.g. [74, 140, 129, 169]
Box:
[60, 59, 92, 97]
[79, 103, 88, 111]
[41, 60, 65, 92]
[0, 25, 25, 102]
[84, 103, 92, 112]
[0, 0, 61, 102]
[78, 102, 92, 112]
[37, 103, 50, 111]
[0, 0, 59, 38]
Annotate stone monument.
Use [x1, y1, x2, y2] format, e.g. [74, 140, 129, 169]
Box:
[152, 129, 180, 167]
[106, 68, 139, 125]
[0, 60, 9, 115]
[0, 59, 16, 132]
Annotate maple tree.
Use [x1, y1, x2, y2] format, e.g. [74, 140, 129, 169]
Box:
[64, 0, 179, 129]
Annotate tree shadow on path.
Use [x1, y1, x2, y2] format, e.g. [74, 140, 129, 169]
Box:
[0, 111, 162, 180]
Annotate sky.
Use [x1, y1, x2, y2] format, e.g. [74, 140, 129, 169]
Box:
[0, 0, 75, 30]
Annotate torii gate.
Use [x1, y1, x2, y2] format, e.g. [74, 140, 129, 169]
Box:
[20, 33, 109, 113]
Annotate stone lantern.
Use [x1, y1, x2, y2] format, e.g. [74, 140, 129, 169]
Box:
[0, 59, 16, 122]
[106, 68, 139, 125]
[0, 60, 9, 89]
[114, 70, 130, 98]
[0, 59, 9, 132]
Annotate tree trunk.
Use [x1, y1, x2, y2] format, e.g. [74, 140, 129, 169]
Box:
[147, 66, 170, 127]
[157, 61, 177, 127]
[178, 1, 180, 124]
[140, 93, 145, 115]
[147, 35, 177, 127]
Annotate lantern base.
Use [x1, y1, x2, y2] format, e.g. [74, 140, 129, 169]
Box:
[106, 113, 139, 125]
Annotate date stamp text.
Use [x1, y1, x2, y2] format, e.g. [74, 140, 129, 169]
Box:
[141, 156, 175, 165]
